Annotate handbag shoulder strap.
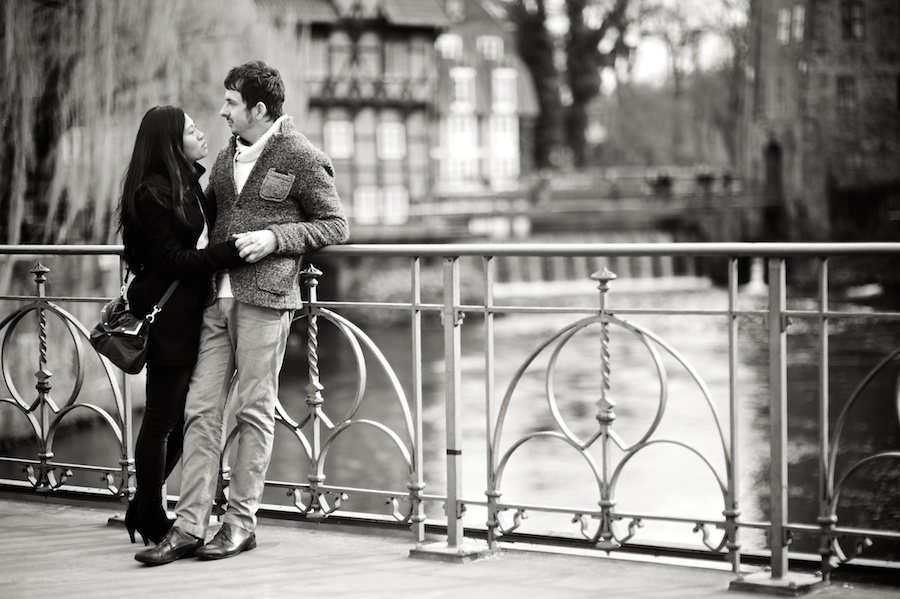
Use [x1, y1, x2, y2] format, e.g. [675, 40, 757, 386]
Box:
[145, 280, 180, 324]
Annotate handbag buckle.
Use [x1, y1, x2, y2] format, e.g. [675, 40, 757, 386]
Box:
[146, 305, 161, 324]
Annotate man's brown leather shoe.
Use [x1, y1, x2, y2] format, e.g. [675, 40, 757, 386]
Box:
[194, 523, 256, 560]
[134, 526, 203, 566]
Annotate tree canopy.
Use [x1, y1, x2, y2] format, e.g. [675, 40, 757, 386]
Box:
[0, 0, 308, 291]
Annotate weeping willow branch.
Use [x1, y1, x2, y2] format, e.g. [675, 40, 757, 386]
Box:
[0, 0, 307, 294]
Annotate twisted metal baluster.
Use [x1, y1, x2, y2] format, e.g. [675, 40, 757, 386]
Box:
[301, 265, 329, 518]
[27, 264, 67, 491]
[591, 267, 618, 550]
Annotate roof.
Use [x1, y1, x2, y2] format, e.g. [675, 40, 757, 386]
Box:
[254, 0, 339, 24]
[255, 0, 450, 27]
[381, 0, 451, 27]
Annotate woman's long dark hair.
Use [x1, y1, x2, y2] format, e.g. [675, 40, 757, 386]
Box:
[119, 105, 198, 271]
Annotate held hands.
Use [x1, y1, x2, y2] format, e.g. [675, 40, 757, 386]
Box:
[233, 230, 277, 263]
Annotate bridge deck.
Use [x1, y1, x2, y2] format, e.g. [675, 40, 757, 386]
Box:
[1, 497, 897, 598]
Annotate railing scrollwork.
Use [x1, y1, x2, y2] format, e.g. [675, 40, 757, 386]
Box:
[0, 262, 133, 497]
[487, 267, 735, 560]
[2, 244, 899, 588]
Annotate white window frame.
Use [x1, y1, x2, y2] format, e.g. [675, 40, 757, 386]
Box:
[450, 67, 476, 113]
[353, 186, 381, 225]
[437, 34, 463, 61]
[383, 186, 410, 225]
[489, 156, 519, 190]
[445, 157, 480, 188]
[377, 122, 407, 160]
[447, 115, 478, 153]
[477, 36, 504, 62]
[792, 5, 805, 41]
[489, 115, 518, 156]
[776, 8, 791, 45]
[324, 120, 354, 159]
[492, 68, 518, 113]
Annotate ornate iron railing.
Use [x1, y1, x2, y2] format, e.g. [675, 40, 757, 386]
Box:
[1, 243, 898, 592]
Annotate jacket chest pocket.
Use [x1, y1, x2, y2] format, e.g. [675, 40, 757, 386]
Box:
[259, 169, 295, 202]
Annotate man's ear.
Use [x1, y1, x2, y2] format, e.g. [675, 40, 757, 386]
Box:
[255, 101, 269, 120]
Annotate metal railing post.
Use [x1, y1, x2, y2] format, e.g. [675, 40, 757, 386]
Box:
[410, 255, 494, 562]
[443, 256, 464, 547]
[725, 257, 741, 573]
[409, 257, 427, 543]
[732, 257, 826, 593]
[769, 257, 789, 578]
[121, 255, 136, 503]
[483, 256, 499, 549]
[816, 258, 836, 579]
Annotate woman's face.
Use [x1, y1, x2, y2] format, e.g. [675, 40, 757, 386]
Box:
[182, 114, 208, 163]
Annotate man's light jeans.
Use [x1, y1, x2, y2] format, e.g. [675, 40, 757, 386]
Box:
[173, 298, 292, 538]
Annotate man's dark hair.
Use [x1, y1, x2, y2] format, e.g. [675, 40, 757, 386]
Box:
[224, 60, 285, 119]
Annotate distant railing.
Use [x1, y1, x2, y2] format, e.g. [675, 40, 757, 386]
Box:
[1, 243, 899, 592]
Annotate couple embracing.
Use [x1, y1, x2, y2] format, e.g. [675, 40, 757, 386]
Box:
[118, 60, 348, 566]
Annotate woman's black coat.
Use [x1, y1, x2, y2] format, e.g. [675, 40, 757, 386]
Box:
[126, 171, 244, 366]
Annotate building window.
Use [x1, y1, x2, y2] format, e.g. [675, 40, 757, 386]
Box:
[792, 5, 805, 41]
[445, 157, 479, 187]
[384, 39, 408, 77]
[330, 32, 352, 75]
[492, 68, 518, 113]
[450, 67, 476, 112]
[383, 186, 409, 225]
[841, 1, 865, 40]
[489, 116, 518, 155]
[358, 35, 381, 79]
[777, 8, 791, 45]
[756, 78, 766, 115]
[447, 115, 478, 150]
[837, 76, 857, 113]
[309, 37, 328, 78]
[377, 122, 406, 160]
[353, 187, 380, 225]
[477, 36, 504, 61]
[324, 120, 354, 159]
[410, 38, 428, 76]
[776, 75, 787, 114]
[489, 156, 519, 190]
[436, 34, 463, 61]
[446, 0, 465, 22]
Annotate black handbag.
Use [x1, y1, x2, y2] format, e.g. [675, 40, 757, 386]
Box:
[89, 280, 179, 374]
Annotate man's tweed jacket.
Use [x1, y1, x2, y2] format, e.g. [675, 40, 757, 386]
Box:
[206, 117, 349, 310]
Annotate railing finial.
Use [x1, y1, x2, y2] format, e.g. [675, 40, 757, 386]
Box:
[31, 263, 50, 298]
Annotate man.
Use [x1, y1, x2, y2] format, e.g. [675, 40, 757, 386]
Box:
[136, 60, 349, 565]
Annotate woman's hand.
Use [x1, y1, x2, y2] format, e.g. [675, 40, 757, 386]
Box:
[233, 230, 277, 263]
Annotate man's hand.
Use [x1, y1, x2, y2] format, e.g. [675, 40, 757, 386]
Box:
[233, 230, 277, 263]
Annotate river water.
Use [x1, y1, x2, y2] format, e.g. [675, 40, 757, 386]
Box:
[3, 281, 898, 558]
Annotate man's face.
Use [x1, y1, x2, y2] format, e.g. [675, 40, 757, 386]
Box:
[220, 88, 253, 138]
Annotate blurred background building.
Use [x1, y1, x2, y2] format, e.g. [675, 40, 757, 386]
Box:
[742, 0, 900, 242]
[2, 0, 899, 284]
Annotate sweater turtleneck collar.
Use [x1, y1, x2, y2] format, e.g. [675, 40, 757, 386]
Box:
[234, 115, 289, 163]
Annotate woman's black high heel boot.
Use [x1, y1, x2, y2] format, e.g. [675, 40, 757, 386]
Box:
[125, 493, 172, 545]
[135, 499, 174, 545]
[124, 497, 145, 545]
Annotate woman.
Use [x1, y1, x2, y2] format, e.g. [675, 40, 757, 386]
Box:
[118, 106, 246, 545]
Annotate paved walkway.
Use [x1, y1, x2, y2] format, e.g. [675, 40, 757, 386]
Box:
[0, 497, 896, 599]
